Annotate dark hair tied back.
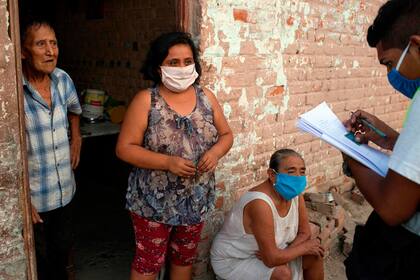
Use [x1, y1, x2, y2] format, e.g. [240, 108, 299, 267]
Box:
[140, 32, 202, 85]
[269, 149, 303, 172]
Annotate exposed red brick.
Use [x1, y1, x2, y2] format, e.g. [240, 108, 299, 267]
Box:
[268, 85, 285, 97]
[215, 196, 224, 209]
[287, 16, 294, 26]
[233, 8, 248, 22]
[216, 182, 225, 191]
[319, 219, 335, 245]
[333, 206, 346, 232]
[309, 222, 320, 239]
[360, 0, 366, 10]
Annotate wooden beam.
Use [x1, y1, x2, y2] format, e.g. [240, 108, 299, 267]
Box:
[7, 0, 37, 279]
[176, 0, 189, 32]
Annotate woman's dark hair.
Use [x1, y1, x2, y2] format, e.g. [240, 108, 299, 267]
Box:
[269, 149, 303, 172]
[367, 0, 420, 50]
[141, 32, 202, 85]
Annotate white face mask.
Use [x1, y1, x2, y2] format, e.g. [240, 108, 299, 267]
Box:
[160, 64, 199, 93]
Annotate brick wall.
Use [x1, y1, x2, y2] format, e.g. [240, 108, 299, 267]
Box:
[54, 0, 177, 104]
[194, 0, 406, 278]
[0, 0, 27, 278]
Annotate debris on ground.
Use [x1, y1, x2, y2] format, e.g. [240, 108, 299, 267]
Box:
[304, 181, 373, 279]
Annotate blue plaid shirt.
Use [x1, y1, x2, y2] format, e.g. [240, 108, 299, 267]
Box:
[23, 68, 82, 212]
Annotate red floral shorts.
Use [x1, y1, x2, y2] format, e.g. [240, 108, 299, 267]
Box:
[130, 212, 204, 275]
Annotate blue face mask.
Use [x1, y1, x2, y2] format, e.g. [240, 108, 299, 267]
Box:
[272, 170, 307, 201]
[387, 43, 420, 99]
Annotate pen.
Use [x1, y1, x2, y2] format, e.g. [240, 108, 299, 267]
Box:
[350, 111, 387, 138]
[359, 118, 387, 138]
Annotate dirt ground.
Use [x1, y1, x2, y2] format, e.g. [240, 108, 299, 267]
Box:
[73, 190, 372, 280]
[323, 190, 373, 280]
[73, 150, 372, 280]
[72, 135, 375, 279]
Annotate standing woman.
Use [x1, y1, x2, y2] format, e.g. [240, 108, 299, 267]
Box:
[116, 32, 233, 280]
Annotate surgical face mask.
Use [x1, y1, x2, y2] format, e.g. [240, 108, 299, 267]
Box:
[160, 64, 199, 93]
[387, 42, 420, 99]
[272, 169, 307, 201]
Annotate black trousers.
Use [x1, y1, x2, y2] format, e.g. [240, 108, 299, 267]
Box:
[34, 202, 74, 280]
[345, 211, 420, 280]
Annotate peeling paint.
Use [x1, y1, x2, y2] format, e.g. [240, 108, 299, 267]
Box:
[202, 45, 225, 74]
[334, 57, 343, 67]
[279, 93, 290, 114]
[352, 60, 360, 69]
[202, 5, 244, 58]
[4, 43, 12, 51]
[255, 77, 264, 86]
[258, 102, 276, 120]
[223, 102, 232, 119]
[238, 89, 248, 109]
[1, 101, 8, 118]
[202, 0, 311, 123]
[5, 7, 10, 30]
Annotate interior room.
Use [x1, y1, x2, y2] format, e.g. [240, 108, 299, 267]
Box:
[18, 0, 178, 278]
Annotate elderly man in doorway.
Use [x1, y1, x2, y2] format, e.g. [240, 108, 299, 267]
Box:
[21, 18, 82, 280]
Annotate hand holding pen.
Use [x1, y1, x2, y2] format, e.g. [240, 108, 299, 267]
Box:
[344, 110, 399, 150]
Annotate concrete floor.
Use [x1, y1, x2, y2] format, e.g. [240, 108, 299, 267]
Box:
[73, 184, 133, 280]
[73, 135, 133, 280]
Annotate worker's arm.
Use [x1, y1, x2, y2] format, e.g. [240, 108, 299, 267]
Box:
[346, 156, 420, 226]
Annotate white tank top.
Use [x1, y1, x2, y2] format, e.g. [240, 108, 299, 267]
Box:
[212, 191, 300, 259]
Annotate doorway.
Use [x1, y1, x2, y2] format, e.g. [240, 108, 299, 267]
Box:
[17, 0, 190, 279]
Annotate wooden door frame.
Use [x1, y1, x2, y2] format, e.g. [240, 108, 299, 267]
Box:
[177, 0, 189, 32]
[8, 0, 201, 279]
[7, 0, 37, 279]
[176, 0, 201, 36]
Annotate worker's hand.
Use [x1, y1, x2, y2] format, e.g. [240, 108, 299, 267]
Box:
[303, 238, 324, 258]
[70, 135, 82, 169]
[343, 110, 398, 150]
[197, 150, 219, 173]
[167, 156, 196, 177]
[31, 205, 43, 224]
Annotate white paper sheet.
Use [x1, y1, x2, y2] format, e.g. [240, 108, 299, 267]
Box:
[297, 102, 389, 177]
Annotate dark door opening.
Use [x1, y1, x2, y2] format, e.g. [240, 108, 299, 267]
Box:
[18, 0, 179, 279]
[73, 134, 132, 279]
